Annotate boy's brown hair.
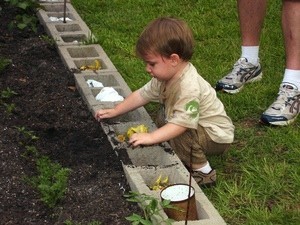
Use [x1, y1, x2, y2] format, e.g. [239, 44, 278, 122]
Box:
[136, 17, 195, 61]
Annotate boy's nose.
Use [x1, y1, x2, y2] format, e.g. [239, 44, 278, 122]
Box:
[145, 65, 151, 73]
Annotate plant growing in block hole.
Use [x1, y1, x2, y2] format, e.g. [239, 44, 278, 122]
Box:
[124, 191, 181, 225]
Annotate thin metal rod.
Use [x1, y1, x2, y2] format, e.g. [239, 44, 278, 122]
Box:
[63, 0, 67, 23]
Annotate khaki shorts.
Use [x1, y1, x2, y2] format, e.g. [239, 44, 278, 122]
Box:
[169, 126, 230, 166]
[156, 106, 230, 166]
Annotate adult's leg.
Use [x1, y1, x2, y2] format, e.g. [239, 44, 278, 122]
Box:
[282, 0, 300, 70]
[260, 0, 300, 126]
[215, 0, 267, 93]
[238, 0, 268, 46]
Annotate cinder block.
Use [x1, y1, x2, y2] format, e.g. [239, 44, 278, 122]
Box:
[57, 45, 117, 72]
[123, 165, 227, 225]
[47, 26, 93, 46]
[74, 71, 130, 94]
[37, 3, 93, 46]
[73, 72, 151, 121]
[37, 3, 83, 25]
[103, 121, 175, 164]
[43, 23, 92, 42]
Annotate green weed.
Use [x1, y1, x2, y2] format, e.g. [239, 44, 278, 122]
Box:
[2, 102, 16, 114]
[15, 126, 71, 208]
[1, 87, 17, 99]
[0, 57, 12, 72]
[15, 126, 39, 146]
[40, 34, 57, 47]
[1, 88, 17, 114]
[81, 33, 99, 45]
[5, 0, 40, 32]
[124, 191, 177, 225]
[31, 156, 71, 208]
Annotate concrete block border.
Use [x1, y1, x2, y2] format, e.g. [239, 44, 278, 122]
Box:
[37, 1, 227, 224]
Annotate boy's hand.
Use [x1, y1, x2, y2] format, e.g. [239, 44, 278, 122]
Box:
[128, 133, 154, 147]
[94, 109, 116, 121]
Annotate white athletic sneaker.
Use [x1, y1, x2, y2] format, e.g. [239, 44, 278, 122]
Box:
[216, 58, 262, 94]
[260, 83, 300, 126]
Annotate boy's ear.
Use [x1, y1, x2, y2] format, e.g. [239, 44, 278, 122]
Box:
[170, 53, 180, 65]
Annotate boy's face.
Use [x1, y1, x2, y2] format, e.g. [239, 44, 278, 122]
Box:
[143, 53, 177, 81]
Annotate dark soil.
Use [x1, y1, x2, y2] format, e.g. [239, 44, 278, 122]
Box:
[0, 3, 140, 225]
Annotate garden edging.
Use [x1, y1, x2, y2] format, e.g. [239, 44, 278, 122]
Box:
[36, 1, 226, 224]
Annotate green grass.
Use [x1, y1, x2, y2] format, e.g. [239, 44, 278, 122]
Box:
[71, 0, 300, 224]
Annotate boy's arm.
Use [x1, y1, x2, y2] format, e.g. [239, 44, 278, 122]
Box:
[95, 89, 149, 120]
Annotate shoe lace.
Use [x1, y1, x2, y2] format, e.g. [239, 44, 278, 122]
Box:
[227, 58, 255, 79]
[273, 85, 300, 113]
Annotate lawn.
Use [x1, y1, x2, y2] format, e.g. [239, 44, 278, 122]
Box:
[71, 0, 300, 224]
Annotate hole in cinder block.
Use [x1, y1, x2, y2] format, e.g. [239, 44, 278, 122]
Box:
[47, 12, 75, 21]
[67, 47, 99, 58]
[109, 122, 157, 136]
[139, 167, 183, 189]
[108, 122, 175, 166]
[84, 74, 119, 87]
[74, 59, 106, 70]
[55, 24, 82, 32]
[61, 34, 87, 43]
[139, 167, 210, 220]
[91, 88, 126, 102]
[41, 4, 70, 12]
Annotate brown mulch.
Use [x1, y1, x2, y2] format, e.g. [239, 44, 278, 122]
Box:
[0, 2, 140, 225]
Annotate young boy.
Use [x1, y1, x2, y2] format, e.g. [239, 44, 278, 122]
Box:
[95, 17, 234, 187]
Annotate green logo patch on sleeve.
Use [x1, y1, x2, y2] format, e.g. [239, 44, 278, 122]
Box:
[185, 100, 199, 119]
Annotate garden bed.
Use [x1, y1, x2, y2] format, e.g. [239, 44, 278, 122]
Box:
[0, 2, 140, 225]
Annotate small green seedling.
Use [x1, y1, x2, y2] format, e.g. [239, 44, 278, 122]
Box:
[15, 126, 39, 146]
[1, 87, 17, 99]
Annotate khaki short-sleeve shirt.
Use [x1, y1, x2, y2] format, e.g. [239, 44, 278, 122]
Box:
[139, 63, 234, 144]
